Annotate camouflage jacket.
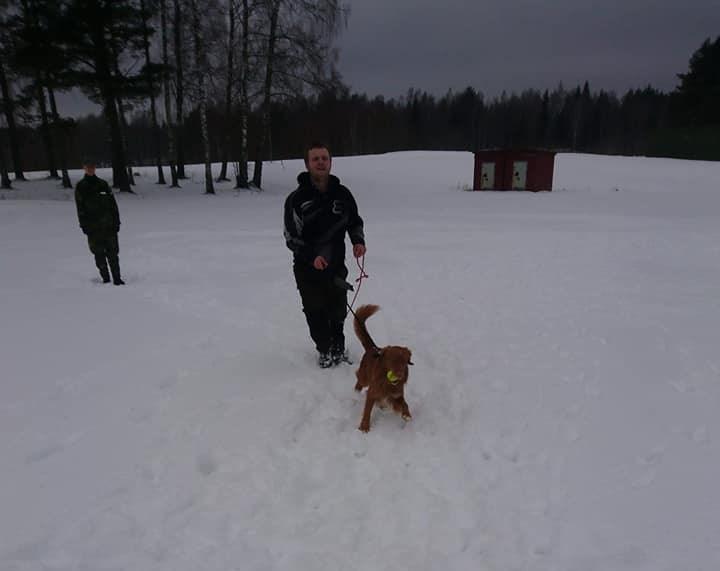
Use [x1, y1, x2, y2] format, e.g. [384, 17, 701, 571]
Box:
[75, 175, 120, 235]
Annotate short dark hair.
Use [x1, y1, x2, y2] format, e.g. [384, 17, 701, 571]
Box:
[304, 142, 331, 165]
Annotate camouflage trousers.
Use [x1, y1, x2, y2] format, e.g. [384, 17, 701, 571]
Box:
[87, 232, 121, 282]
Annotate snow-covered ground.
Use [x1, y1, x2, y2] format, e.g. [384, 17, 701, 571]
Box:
[1, 151, 719, 571]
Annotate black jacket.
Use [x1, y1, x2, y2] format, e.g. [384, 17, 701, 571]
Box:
[75, 175, 120, 235]
[284, 172, 365, 273]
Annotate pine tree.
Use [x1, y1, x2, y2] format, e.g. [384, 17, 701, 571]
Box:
[0, 128, 12, 187]
[11, 0, 79, 184]
[0, 0, 26, 181]
[675, 37, 720, 126]
[60, 0, 163, 193]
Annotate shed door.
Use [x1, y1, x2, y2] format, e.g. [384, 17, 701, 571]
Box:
[512, 161, 527, 190]
[480, 162, 495, 189]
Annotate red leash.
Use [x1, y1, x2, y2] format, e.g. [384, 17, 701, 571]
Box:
[346, 254, 382, 354]
[348, 254, 368, 310]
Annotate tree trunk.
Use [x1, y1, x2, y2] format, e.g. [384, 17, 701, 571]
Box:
[0, 60, 25, 180]
[0, 139, 12, 189]
[47, 85, 72, 188]
[20, 0, 46, 178]
[140, 0, 165, 185]
[86, 0, 130, 192]
[108, 40, 135, 189]
[234, 0, 250, 189]
[102, 93, 130, 192]
[160, 0, 179, 187]
[191, 0, 214, 194]
[36, 84, 59, 178]
[252, 0, 280, 189]
[119, 104, 135, 187]
[217, 0, 236, 182]
[173, 0, 186, 179]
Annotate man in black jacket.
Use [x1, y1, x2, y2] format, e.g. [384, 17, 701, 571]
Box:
[284, 143, 366, 367]
[74, 160, 125, 285]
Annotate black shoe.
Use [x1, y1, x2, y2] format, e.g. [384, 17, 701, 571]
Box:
[331, 346, 352, 365]
[113, 278, 125, 286]
[317, 351, 333, 368]
[102, 275, 111, 283]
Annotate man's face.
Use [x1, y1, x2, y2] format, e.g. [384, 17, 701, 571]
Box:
[306, 147, 331, 180]
[83, 164, 96, 176]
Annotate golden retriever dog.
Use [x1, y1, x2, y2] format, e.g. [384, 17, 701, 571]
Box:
[353, 304, 413, 432]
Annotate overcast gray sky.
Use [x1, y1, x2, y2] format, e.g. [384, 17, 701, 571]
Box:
[337, 0, 719, 99]
[58, 0, 718, 117]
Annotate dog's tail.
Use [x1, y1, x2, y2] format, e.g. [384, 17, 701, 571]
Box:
[353, 304, 380, 352]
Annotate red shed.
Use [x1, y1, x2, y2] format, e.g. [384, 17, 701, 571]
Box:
[473, 149, 556, 191]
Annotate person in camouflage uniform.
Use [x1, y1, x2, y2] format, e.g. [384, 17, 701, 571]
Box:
[74, 160, 125, 285]
[284, 142, 366, 368]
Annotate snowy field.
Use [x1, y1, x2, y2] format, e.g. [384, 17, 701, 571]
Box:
[1, 151, 719, 571]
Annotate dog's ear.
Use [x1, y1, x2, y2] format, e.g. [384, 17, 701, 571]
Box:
[403, 347, 413, 365]
[373, 348, 383, 359]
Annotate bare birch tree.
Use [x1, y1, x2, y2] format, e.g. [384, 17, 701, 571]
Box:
[251, 0, 348, 189]
[172, 0, 186, 178]
[190, 0, 214, 194]
[250, 0, 279, 189]
[216, 0, 236, 182]
[233, 0, 251, 188]
[140, 0, 166, 184]
[160, 0, 179, 186]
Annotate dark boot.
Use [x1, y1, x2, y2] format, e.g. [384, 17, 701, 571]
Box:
[317, 351, 333, 368]
[94, 255, 110, 283]
[331, 346, 351, 365]
[330, 322, 348, 364]
[330, 342, 351, 365]
[108, 256, 124, 285]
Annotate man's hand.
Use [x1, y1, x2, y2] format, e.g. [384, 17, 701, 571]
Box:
[313, 256, 329, 270]
[353, 244, 366, 258]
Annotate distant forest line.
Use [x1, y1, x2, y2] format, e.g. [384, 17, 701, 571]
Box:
[16, 78, 720, 168]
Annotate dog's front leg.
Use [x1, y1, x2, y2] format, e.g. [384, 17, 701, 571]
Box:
[359, 394, 376, 432]
[392, 396, 412, 421]
[354, 366, 366, 392]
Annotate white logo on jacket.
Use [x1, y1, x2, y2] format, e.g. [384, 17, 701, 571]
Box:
[332, 200, 345, 215]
